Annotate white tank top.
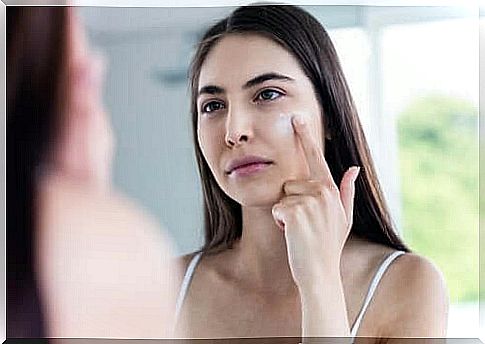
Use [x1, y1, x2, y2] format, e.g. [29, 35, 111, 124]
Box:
[174, 250, 405, 338]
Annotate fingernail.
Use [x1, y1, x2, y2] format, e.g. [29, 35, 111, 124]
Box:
[352, 166, 361, 182]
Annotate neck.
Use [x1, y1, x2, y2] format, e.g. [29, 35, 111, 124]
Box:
[231, 205, 297, 294]
[228, 206, 361, 293]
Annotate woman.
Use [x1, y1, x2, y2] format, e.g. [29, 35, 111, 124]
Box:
[7, 7, 177, 338]
[174, 4, 449, 340]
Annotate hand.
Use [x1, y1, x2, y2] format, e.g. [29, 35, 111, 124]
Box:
[271, 115, 360, 291]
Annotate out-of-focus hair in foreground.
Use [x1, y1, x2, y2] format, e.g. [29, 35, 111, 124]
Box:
[8, 7, 178, 338]
[7, 7, 69, 337]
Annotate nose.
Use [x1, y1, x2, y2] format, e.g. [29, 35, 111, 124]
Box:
[224, 106, 254, 148]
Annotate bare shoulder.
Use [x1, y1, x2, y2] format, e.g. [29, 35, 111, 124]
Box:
[343, 235, 398, 274]
[37, 176, 178, 337]
[176, 252, 202, 269]
[391, 252, 445, 283]
[174, 252, 202, 288]
[386, 253, 448, 306]
[376, 252, 449, 338]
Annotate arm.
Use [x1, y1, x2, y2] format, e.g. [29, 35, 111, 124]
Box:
[300, 266, 351, 338]
[272, 115, 359, 340]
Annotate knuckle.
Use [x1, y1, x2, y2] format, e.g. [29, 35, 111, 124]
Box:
[326, 182, 339, 195]
[283, 179, 298, 192]
[313, 181, 326, 196]
[310, 146, 321, 159]
[292, 204, 305, 217]
[308, 197, 320, 211]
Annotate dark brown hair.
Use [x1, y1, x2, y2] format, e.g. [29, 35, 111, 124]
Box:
[7, 7, 69, 338]
[189, 4, 410, 254]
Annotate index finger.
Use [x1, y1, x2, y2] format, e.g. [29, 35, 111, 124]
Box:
[292, 115, 336, 187]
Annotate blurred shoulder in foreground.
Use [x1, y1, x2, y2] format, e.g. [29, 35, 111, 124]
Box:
[36, 173, 181, 338]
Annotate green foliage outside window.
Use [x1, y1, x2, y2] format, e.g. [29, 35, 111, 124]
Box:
[397, 94, 478, 303]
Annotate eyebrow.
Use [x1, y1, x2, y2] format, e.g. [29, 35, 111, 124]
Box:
[197, 85, 226, 98]
[243, 72, 294, 89]
[197, 72, 294, 98]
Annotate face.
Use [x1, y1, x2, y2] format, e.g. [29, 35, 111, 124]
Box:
[197, 34, 324, 207]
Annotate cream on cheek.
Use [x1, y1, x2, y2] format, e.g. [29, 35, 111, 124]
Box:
[256, 111, 314, 177]
[274, 112, 294, 136]
[264, 111, 319, 142]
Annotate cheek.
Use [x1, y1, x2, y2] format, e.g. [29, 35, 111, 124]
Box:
[259, 111, 318, 145]
[258, 112, 303, 165]
[257, 112, 294, 142]
[197, 124, 215, 165]
[258, 111, 321, 177]
[197, 122, 226, 177]
[274, 113, 294, 136]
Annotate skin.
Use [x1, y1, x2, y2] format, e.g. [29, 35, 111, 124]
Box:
[35, 10, 179, 338]
[177, 34, 449, 341]
[52, 7, 114, 192]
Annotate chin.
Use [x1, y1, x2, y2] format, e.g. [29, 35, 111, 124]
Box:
[227, 182, 284, 208]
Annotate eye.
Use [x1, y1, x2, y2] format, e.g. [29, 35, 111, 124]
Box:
[201, 100, 225, 114]
[255, 89, 284, 102]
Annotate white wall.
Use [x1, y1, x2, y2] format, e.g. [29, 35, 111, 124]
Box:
[79, 6, 475, 255]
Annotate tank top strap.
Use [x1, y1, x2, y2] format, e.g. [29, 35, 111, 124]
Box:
[174, 251, 203, 323]
[174, 250, 405, 338]
[350, 250, 406, 338]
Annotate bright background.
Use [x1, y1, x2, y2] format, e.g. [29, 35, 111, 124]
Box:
[79, 4, 479, 337]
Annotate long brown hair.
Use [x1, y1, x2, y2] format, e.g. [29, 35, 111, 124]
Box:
[189, 4, 410, 255]
[7, 7, 69, 338]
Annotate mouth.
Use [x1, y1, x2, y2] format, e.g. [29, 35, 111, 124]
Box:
[225, 156, 274, 176]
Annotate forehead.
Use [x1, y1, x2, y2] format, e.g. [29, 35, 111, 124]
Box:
[198, 34, 307, 89]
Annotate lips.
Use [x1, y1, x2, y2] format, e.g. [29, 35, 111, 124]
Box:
[225, 155, 273, 175]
